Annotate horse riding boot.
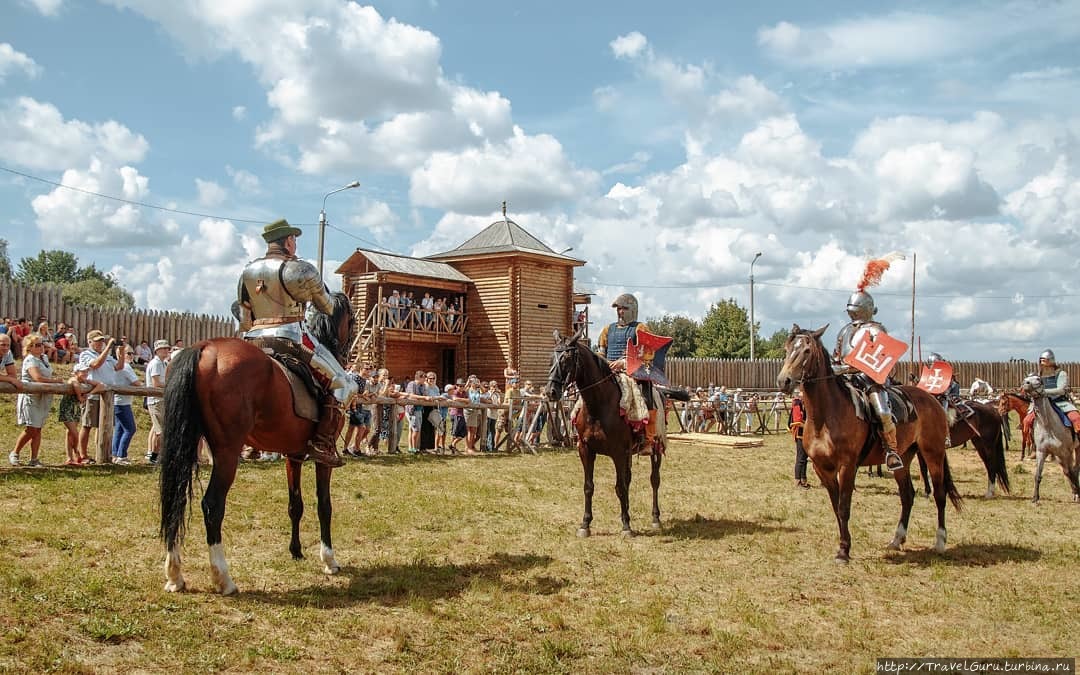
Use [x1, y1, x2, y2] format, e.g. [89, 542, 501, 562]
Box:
[881, 424, 903, 472]
[638, 414, 657, 456]
[306, 401, 345, 468]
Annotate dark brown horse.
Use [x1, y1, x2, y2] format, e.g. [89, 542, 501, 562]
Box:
[997, 391, 1035, 460]
[160, 292, 354, 594]
[776, 325, 962, 562]
[544, 329, 664, 537]
[915, 400, 1010, 498]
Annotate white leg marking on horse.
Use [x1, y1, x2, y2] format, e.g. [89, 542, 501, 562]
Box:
[320, 543, 340, 575]
[985, 482, 995, 499]
[934, 527, 947, 554]
[887, 524, 907, 550]
[208, 543, 238, 596]
[163, 547, 186, 593]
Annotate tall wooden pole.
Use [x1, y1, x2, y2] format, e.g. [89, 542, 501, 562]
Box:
[910, 252, 917, 369]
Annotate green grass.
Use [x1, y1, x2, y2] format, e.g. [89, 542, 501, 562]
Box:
[0, 390, 1077, 672]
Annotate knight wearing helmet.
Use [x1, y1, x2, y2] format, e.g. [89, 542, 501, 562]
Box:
[832, 255, 906, 472]
[596, 293, 658, 454]
[1025, 349, 1080, 430]
[236, 219, 359, 468]
[924, 351, 962, 445]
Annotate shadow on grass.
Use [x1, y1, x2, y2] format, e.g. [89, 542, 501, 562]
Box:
[661, 514, 798, 540]
[239, 552, 560, 608]
[884, 542, 1041, 567]
[0, 463, 159, 483]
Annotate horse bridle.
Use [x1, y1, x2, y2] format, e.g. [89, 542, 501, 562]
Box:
[784, 332, 834, 385]
[550, 341, 613, 395]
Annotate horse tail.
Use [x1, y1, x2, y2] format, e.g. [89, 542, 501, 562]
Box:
[941, 453, 963, 512]
[991, 423, 1011, 494]
[160, 345, 205, 551]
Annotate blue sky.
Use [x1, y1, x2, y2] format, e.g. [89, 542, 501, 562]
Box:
[2, 0, 1080, 365]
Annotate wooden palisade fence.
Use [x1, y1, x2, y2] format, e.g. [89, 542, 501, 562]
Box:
[0, 280, 235, 345]
[666, 357, 1076, 392]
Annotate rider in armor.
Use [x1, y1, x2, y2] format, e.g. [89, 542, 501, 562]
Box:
[595, 293, 658, 454]
[237, 219, 358, 467]
[1026, 349, 1080, 430]
[833, 289, 905, 472]
[925, 352, 961, 445]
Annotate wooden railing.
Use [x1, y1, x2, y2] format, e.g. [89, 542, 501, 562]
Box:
[351, 304, 469, 364]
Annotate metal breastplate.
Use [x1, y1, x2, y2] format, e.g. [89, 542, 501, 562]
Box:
[605, 322, 638, 360]
[835, 320, 885, 360]
[240, 256, 304, 322]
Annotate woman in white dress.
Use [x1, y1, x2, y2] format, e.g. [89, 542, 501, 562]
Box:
[10, 334, 65, 466]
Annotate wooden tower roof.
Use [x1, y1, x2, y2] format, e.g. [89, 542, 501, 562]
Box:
[426, 218, 583, 265]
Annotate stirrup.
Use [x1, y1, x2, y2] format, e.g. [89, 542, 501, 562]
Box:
[305, 441, 345, 468]
[884, 450, 904, 472]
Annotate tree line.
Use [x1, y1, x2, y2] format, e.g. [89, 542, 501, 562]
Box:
[0, 240, 134, 310]
[645, 298, 789, 359]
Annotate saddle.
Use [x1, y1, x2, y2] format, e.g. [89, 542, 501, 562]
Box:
[842, 377, 917, 426]
[248, 336, 322, 422]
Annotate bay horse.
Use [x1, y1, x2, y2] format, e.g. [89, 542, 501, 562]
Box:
[776, 325, 962, 562]
[544, 328, 665, 537]
[160, 292, 354, 594]
[915, 400, 1010, 498]
[997, 391, 1035, 460]
[1019, 375, 1080, 504]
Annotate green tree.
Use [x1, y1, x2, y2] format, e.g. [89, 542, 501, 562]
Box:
[15, 249, 134, 309]
[694, 298, 751, 359]
[0, 239, 12, 280]
[644, 314, 699, 357]
[758, 327, 791, 359]
[63, 278, 135, 309]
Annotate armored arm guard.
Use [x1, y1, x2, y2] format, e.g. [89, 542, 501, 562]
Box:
[282, 259, 334, 315]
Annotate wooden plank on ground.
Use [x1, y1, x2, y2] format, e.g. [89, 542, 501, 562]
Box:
[667, 432, 765, 448]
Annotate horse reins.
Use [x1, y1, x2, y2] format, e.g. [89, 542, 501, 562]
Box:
[551, 343, 615, 395]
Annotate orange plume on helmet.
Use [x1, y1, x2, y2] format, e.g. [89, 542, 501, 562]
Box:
[856, 251, 905, 292]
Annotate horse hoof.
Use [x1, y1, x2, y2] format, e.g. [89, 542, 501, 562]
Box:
[323, 564, 341, 575]
[219, 582, 239, 596]
[833, 556, 850, 565]
[164, 579, 185, 593]
[576, 528, 591, 538]
[620, 529, 635, 538]
[650, 521, 662, 531]
[886, 541, 903, 551]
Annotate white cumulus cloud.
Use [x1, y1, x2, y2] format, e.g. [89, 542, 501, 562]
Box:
[0, 43, 41, 82]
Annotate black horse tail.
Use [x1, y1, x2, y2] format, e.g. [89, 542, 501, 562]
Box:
[160, 345, 204, 550]
[990, 424, 1011, 494]
[941, 453, 963, 512]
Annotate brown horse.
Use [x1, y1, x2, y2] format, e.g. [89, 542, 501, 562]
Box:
[915, 400, 1010, 498]
[776, 325, 962, 562]
[544, 329, 665, 537]
[997, 391, 1035, 460]
[159, 292, 354, 594]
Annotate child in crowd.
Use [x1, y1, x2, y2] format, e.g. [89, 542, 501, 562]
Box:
[60, 363, 105, 466]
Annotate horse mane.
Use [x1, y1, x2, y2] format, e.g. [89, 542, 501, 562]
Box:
[306, 292, 352, 361]
[576, 340, 614, 379]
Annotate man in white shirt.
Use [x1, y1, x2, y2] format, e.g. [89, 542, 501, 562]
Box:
[78, 329, 123, 463]
[145, 340, 171, 464]
[969, 376, 992, 402]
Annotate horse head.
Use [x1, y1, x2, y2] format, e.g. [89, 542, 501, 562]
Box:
[546, 327, 585, 401]
[776, 323, 829, 394]
[307, 292, 355, 363]
[1020, 374, 1044, 399]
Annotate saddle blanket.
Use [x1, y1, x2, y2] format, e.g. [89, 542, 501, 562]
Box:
[570, 371, 648, 424]
[844, 379, 917, 425]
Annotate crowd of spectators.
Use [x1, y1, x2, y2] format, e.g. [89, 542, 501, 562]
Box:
[678, 385, 791, 435]
[378, 291, 463, 332]
[3, 314, 185, 468]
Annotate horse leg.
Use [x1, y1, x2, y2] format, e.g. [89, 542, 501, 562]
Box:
[202, 452, 240, 595]
[1032, 450, 1047, 505]
[929, 455, 949, 553]
[888, 466, 915, 551]
[286, 457, 304, 560]
[917, 452, 931, 498]
[578, 449, 595, 537]
[164, 547, 185, 593]
[315, 463, 340, 574]
[615, 453, 633, 537]
[835, 465, 856, 562]
[649, 453, 662, 530]
[816, 466, 848, 562]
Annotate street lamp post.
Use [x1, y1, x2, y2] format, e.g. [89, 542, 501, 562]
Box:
[749, 251, 762, 362]
[317, 180, 361, 277]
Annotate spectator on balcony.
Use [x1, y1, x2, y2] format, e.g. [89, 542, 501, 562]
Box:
[433, 298, 446, 330]
[387, 290, 401, 327]
[421, 292, 434, 329]
[447, 301, 459, 331]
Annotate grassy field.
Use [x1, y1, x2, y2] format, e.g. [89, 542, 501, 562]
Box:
[1, 388, 1078, 673]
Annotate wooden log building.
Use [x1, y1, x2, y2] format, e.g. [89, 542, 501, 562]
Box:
[337, 216, 587, 386]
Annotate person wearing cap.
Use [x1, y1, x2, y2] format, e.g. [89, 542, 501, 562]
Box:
[144, 339, 172, 464]
[235, 218, 359, 467]
[76, 329, 123, 465]
[1026, 349, 1080, 431]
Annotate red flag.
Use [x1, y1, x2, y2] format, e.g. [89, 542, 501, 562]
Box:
[917, 361, 954, 395]
[625, 327, 674, 385]
[842, 329, 908, 384]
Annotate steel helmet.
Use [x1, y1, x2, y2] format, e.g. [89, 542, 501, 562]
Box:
[611, 293, 639, 324]
[1040, 349, 1056, 364]
[845, 291, 876, 322]
[925, 352, 944, 366]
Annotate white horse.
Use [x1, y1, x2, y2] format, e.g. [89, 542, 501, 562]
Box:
[1020, 375, 1080, 504]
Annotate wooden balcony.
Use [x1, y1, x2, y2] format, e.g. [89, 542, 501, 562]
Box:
[350, 304, 467, 364]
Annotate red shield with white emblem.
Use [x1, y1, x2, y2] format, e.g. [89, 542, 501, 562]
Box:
[626, 327, 673, 386]
[842, 330, 908, 384]
[917, 361, 954, 395]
